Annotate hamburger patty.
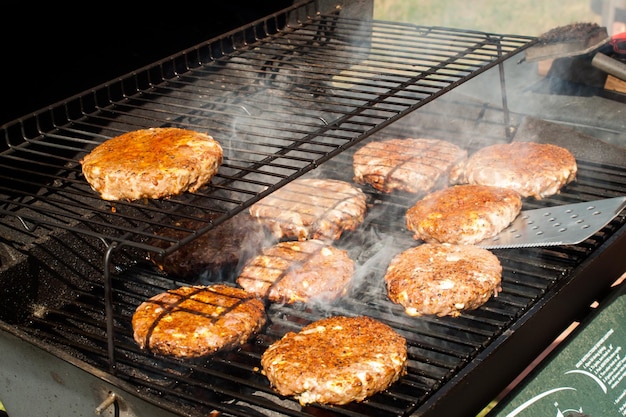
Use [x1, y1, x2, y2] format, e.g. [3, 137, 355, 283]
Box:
[147, 212, 268, 280]
[249, 178, 367, 241]
[236, 239, 354, 304]
[384, 243, 503, 317]
[81, 127, 223, 201]
[406, 184, 522, 245]
[352, 137, 467, 194]
[452, 141, 577, 199]
[131, 284, 266, 358]
[261, 315, 407, 405]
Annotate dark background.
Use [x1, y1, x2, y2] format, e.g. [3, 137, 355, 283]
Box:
[0, 2, 293, 125]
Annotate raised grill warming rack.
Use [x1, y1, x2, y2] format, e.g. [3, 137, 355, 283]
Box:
[0, 1, 535, 257]
[5, 2, 626, 417]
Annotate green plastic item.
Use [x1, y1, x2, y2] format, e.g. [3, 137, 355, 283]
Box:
[488, 282, 626, 417]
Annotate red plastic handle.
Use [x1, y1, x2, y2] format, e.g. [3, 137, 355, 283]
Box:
[611, 32, 626, 54]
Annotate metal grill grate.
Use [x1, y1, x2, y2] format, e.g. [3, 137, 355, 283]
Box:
[8, 153, 626, 417]
[0, 3, 536, 257]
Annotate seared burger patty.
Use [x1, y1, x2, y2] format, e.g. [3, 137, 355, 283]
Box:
[236, 239, 354, 304]
[148, 212, 268, 280]
[452, 141, 577, 199]
[406, 184, 522, 245]
[384, 243, 502, 317]
[249, 178, 367, 241]
[81, 127, 223, 201]
[261, 315, 407, 405]
[352, 137, 467, 194]
[131, 284, 266, 358]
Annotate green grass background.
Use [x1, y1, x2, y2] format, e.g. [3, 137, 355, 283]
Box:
[373, 0, 602, 36]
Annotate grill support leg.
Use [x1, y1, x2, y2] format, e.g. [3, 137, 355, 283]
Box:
[103, 242, 119, 374]
[496, 41, 514, 141]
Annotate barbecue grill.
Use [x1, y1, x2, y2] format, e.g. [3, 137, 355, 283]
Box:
[2, 1, 626, 416]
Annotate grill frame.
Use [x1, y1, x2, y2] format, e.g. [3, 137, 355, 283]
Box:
[1, 2, 626, 417]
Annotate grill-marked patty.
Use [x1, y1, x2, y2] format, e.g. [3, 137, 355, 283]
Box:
[81, 127, 223, 201]
[452, 141, 577, 199]
[249, 178, 367, 241]
[385, 243, 502, 317]
[236, 239, 354, 304]
[406, 184, 522, 245]
[352, 137, 467, 194]
[261, 315, 407, 405]
[131, 284, 266, 358]
[147, 212, 268, 280]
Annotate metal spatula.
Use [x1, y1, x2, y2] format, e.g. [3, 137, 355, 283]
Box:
[477, 196, 626, 249]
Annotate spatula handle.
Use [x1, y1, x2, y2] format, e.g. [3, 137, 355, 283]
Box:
[592, 51, 626, 81]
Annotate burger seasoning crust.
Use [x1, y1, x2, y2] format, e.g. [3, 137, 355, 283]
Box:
[452, 141, 577, 199]
[352, 137, 468, 194]
[261, 315, 408, 405]
[406, 184, 523, 245]
[384, 243, 503, 317]
[249, 178, 367, 241]
[131, 284, 266, 358]
[81, 127, 223, 201]
[236, 239, 355, 304]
